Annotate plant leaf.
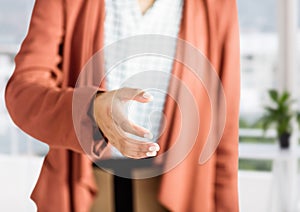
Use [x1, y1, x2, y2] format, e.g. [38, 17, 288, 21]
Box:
[260, 114, 274, 131]
[297, 112, 300, 126]
[268, 89, 278, 102]
[279, 91, 290, 104]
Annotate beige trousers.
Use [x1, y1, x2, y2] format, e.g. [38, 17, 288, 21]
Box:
[90, 168, 169, 212]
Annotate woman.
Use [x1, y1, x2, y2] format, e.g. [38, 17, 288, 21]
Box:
[5, 0, 240, 211]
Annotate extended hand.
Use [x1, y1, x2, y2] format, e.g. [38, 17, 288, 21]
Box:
[93, 87, 160, 159]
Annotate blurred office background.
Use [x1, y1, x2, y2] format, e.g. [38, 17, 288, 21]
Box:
[0, 0, 300, 211]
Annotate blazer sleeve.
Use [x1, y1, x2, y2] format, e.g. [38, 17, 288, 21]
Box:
[5, 0, 107, 156]
[215, 1, 240, 211]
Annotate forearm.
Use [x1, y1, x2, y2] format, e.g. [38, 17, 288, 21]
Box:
[5, 71, 82, 153]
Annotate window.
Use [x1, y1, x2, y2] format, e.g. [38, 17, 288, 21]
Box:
[238, 0, 281, 171]
[238, 0, 278, 124]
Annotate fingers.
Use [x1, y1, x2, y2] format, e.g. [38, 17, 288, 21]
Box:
[125, 138, 160, 152]
[110, 103, 153, 139]
[119, 138, 160, 159]
[117, 87, 153, 103]
[119, 120, 153, 139]
[123, 150, 157, 159]
[101, 120, 160, 159]
[94, 87, 159, 159]
[110, 90, 153, 139]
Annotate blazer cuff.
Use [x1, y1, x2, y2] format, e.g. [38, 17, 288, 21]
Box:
[86, 89, 109, 157]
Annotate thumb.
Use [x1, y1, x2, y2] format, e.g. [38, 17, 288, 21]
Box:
[117, 87, 153, 103]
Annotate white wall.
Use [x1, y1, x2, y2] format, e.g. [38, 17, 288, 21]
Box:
[0, 155, 42, 212]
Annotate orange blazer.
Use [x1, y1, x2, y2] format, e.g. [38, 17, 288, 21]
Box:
[5, 0, 240, 211]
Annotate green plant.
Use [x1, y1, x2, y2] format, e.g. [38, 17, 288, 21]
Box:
[260, 89, 300, 139]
